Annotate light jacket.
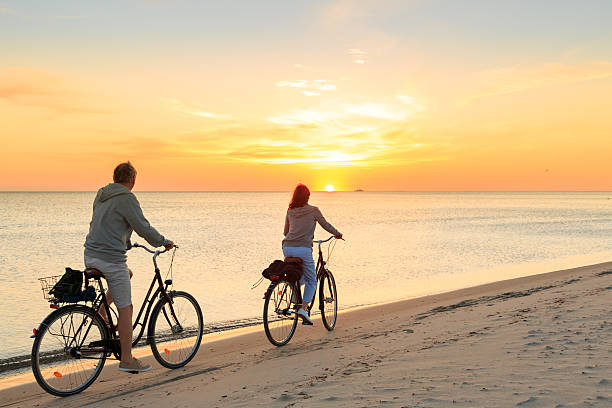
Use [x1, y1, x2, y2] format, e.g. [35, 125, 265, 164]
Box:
[84, 183, 167, 263]
[282, 204, 340, 248]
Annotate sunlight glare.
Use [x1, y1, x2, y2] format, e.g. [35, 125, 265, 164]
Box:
[325, 184, 335, 192]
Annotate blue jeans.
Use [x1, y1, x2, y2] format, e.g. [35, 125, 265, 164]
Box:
[282, 246, 316, 303]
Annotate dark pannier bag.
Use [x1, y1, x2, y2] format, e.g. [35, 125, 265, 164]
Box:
[262, 260, 303, 283]
[49, 267, 84, 301]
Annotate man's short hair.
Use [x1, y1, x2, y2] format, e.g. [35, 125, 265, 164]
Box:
[113, 162, 137, 183]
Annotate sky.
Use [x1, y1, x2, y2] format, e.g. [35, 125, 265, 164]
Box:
[1, 0, 611, 191]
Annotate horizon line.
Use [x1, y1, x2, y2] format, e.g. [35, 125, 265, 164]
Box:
[1, 190, 611, 193]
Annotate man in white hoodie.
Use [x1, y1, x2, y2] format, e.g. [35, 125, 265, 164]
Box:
[84, 162, 173, 372]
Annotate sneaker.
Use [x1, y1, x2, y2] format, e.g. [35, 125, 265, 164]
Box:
[119, 357, 151, 373]
[297, 308, 313, 325]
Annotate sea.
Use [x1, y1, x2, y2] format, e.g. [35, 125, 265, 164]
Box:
[1, 191, 612, 375]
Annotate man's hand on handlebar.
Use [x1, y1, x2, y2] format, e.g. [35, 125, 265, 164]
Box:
[334, 234, 343, 240]
[164, 240, 175, 250]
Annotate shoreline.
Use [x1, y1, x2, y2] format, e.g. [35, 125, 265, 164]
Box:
[1, 260, 611, 407]
[4, 251, 609, 377]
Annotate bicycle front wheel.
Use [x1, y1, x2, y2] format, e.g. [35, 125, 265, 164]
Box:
[148, 291, 204, 369]
[263, 280, 299, 346]
[320, 271, 338, 330]
[31, 305, 108, 396]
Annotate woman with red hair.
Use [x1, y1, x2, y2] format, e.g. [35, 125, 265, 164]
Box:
[282, 184, 342, 325]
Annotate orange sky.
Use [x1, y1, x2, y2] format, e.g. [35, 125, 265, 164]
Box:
[1, 1, 611, 191]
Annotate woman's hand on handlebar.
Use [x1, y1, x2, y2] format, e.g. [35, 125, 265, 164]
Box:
[334, 234, 343, 240]
[164, 240, 175, 250]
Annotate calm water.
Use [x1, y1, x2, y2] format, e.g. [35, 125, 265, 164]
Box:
[1, 191, 612, 367]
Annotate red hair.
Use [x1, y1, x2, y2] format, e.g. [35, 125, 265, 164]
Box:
[289, 184, 310, 209]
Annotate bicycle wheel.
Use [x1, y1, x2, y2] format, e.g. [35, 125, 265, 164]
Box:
[320, 271, 338, 331]
[263, 280, 299, 346]
[31, 304, 108, 396]
[148, 291, 203, 369]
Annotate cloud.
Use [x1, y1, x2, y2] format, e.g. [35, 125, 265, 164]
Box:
[104, 121, 448, 168]
[193, 111, 230, 119]
[469, 61, 612, 101]
[255, 94, 432, 166]
[162, 97, 230, 119]
[268, 109, 345, 125]
[276, 79, 337, 96]
[98, 92, 437, 168]
[0, 7, 13, 14]
[348, 48, 368, 64]
[343, 100, 417, 120]
[268, 94, 424, 125]
[0, 66, 106, 113]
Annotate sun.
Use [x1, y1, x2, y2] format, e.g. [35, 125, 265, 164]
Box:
[325, 184, 335, 192]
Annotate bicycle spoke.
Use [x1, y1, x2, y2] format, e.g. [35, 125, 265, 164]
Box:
[149, 292, 203, 368]
[264, 281, 298, 346]
[32, 306, 106, 396]
[320, 273, 337, 330]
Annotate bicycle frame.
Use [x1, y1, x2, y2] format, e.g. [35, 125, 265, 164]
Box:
[103, 244, 178, 348]
[48, 244, 180, 359]
[264, 237, 335, 311]
[306, 236, 335, 314]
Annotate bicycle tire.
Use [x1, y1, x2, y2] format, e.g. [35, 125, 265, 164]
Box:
[320, 271, 338, 331]
[263, 280, 299, 346]
[31, 304, 108, 396]
[148, 291, 204, 369]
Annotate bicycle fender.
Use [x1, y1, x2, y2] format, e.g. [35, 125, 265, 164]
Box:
[263, 281, 277, 299]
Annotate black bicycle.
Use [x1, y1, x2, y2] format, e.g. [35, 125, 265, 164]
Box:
[31, 243, 204, 396]
[263, 236, 340, 346]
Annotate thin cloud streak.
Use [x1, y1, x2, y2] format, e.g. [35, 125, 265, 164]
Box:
[276, 79, 337, 96]
[467, 61, 612, 101]
[0, 66, 107, 113]
[268, 95, 424, 125]
[162, 97, 230, 119]
[348, 48, 368, 64]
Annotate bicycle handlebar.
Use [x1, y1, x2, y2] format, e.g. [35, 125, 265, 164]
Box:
[132, 242, 178, 254]
[313, 235, 344, 245]
[132, 242, 178, 270]
[132, 242, 178, 261]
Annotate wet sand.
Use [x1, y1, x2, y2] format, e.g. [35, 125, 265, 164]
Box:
[1, 262, 611, 407]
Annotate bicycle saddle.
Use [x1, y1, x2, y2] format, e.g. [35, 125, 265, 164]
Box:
[84, 268, 104, 278]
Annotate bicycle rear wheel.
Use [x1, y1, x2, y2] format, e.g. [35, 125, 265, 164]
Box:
[320, 271, 338, 331]
[31, 305, 108, 396]
[148, 291, 204, 368]
[263, 280, 299, 346]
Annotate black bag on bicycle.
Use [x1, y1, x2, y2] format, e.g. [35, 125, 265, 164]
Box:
[49, 267, 84, 300]
[262, 260, 303, 283]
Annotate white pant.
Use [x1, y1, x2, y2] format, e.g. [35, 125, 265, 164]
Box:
[84, 255, 132, 308]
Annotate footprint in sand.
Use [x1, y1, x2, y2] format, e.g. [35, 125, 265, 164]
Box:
[516, 396, 538, 406]
[342, 367, 370, 375]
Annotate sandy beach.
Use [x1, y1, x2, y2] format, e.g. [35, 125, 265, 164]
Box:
[1, 262, 610, 408]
